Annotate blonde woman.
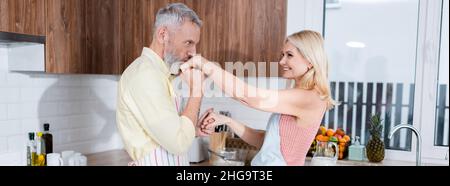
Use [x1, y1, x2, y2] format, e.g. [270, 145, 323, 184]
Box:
[181, 30, 337, 166]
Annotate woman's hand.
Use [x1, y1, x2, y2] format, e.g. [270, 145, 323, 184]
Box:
[181, 55, 215, 76]
[180, 68, 205, 97]
[201, 112, 232, 132]
[196, 108, 215, 137]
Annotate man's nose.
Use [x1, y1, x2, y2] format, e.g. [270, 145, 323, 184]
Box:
[187, 51, 194, 57]
[191, 48, 197, 56]
[279, 58, 286, 65]
[186, 52, 194, 61]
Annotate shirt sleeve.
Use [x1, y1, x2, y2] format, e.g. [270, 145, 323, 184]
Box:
[127, 69, 196, 155]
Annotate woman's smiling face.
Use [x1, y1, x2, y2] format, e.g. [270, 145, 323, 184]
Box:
[279, 41, 313, 80]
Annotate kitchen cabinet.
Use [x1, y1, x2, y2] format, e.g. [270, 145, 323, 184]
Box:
[144, 0, 287, 77]
[118, 0, 145, 73]
[47, 0, 144, 74]
[85, 0, 120, 74]
[0, 0, 46, 36]
[2, 0, 286, 76]
[46, 0, 86, 73]
[86, 0, 144, 74]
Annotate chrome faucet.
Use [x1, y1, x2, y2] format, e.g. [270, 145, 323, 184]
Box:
[446, 150, 448, 161]
[388, 124, 422, 166]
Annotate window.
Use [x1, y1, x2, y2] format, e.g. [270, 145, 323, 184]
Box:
[321, 0, 449, 163]
[323, 0, 420, 152]
[435, 0, 449, 148]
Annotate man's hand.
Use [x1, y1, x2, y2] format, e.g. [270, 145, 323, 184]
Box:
[196, 108, 215, 137]
[201, 112, 232, 131]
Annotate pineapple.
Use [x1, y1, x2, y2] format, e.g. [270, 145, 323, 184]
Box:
[366, 114, 385, 162]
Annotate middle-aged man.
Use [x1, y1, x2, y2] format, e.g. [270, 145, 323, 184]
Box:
[116, 3, 211, 166]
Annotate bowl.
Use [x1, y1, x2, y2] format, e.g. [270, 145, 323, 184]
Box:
[210, 148, 248, 166]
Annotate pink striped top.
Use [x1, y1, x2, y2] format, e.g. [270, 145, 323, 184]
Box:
[279, 114, 320, 166]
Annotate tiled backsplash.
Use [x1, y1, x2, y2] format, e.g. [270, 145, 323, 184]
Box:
[1, 46, 287, 166]
[0, 47, 123, 165]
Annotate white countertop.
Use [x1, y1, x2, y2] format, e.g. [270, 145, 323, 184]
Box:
[304, 157, 445, 166]
[87, 150, 445, 166]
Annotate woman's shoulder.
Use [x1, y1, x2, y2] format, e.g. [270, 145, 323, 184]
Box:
[268, 113, 281, 123]
[284, 88, 327, 109]
[265, 113, 282, 129]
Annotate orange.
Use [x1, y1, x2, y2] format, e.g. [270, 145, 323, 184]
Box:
[344, 135, 351, 142]
[316, 135, 324, 141]
[336, 128, 346, 136]
[316, 135, 330, 142]
[326, 129, 335, 137]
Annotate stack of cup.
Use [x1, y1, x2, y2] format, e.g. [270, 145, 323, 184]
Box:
[48, 151, 87, 166]
[46, 153, 64, 166]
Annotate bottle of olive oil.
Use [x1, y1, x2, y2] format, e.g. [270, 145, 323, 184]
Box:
[27, 133, 36, 166]
[43, 123, 53, 154]
[35, 132, 46, 166]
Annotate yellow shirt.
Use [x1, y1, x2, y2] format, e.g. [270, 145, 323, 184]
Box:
[116, 47, 195, 161]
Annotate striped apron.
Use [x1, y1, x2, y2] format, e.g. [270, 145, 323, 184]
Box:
[128, 146, 190, 166]
[128, 94, 190, 166]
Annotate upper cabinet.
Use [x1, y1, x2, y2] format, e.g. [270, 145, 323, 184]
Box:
[144, 0, 287, 76]
[46, 0, 144, 74]
[0, 0, 46, 36]
[47, 0, 145, 74]
[85, 0, 121, 74]
[46, 0, 86, 73]
[1, 0, 286, 75]
[200, 0, 286, 66]
[117, 0, 145, 73]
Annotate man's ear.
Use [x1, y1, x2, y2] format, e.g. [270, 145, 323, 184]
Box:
[156, 27, 168, 44]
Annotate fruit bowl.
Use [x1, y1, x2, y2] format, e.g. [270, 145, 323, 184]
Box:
[308, 126, 352, 160]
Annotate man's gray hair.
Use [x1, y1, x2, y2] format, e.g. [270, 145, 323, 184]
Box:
[154, 3, 202, 33]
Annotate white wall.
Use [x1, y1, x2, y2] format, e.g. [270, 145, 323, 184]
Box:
[287, 0, 324, 35]
[0, 47, 123, 166]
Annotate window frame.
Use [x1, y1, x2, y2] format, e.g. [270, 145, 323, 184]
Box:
[316, 0, 449, 164]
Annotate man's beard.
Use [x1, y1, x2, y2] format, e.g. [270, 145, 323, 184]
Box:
[164, 50, 183, 76]
[164, 50, 181, 66]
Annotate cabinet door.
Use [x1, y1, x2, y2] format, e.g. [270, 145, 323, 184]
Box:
[118, 0, 144, 73]
[46, 0, 86, 73]
[143, 0, 286, 77]
[85, 0, 144, 74]
[195, 0, 286, 77]
[0, 0, 46, 36]
[85, 0, 121, 74]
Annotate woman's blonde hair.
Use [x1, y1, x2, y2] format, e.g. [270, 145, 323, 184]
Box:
[287, 30, 338, 110]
